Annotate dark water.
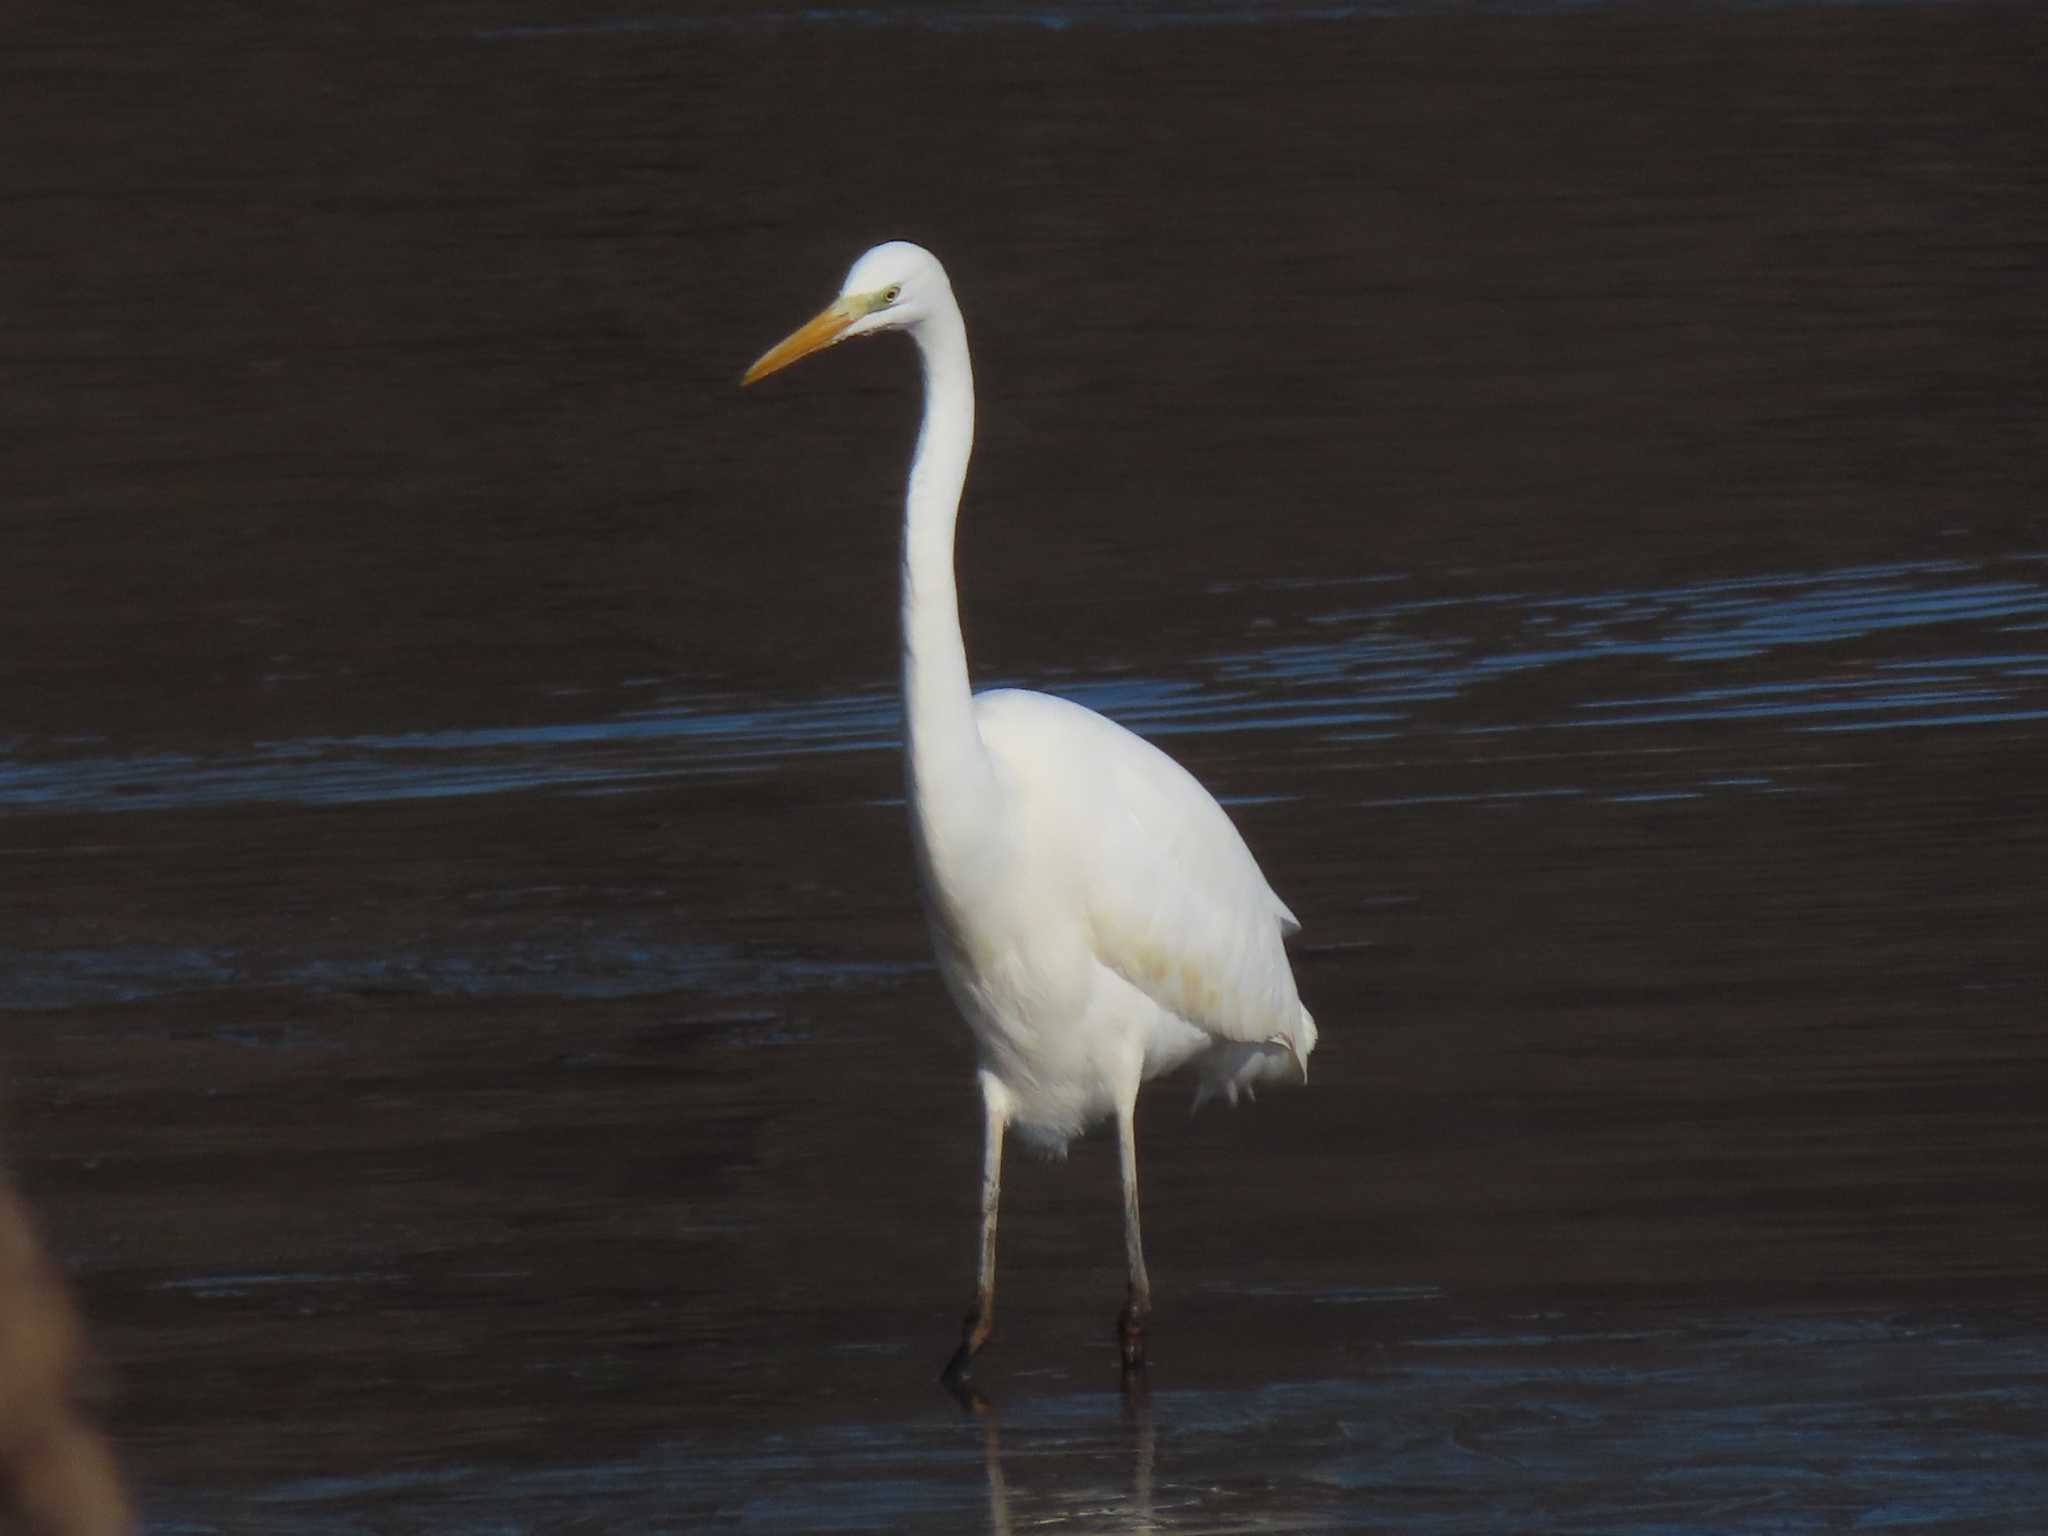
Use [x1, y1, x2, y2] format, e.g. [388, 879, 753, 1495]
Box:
[6, 3, 2047, 1531]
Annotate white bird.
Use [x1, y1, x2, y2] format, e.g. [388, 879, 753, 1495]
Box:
[743, 242, 1316, 1382]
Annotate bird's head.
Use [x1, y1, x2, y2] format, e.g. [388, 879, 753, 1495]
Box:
[742, 241, 945, 386]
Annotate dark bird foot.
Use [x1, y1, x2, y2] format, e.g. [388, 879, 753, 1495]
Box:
[940, 1358, 992, 1415]
[940, 1309, 994, 1409]
[1117, 1297, 1150, 1373]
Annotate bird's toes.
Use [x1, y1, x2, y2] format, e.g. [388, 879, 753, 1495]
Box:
[941, 1308, 994, 1386]
[1116, 1302, 1150, 1372]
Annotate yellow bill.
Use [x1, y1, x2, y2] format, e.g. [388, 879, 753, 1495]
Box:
[742, 299, 856, 386]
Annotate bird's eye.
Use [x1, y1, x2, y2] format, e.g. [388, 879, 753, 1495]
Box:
[884, 285, 902, 304]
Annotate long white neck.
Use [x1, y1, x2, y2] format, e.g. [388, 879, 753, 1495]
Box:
[902, 284, 1000, 873]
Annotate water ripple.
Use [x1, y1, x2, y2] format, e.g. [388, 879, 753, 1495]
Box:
[3, 554, 2042, 815]
[158, 1307, 2048, 1534]
[0, 938, 922, 1012]
[475, 0, 1933, 41]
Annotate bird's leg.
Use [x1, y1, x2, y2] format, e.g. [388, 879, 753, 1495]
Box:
[1115, 1098, 1152, 1376]
[943, 1087, 1007, 1389]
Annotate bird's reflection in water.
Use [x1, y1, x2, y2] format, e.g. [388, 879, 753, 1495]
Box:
[961, 1377, 1159, 1536]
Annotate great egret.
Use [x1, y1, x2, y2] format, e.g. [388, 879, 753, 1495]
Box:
[743, 242, 1316, 1381]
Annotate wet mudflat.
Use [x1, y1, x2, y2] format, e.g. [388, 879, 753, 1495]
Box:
[5, 3, 2047, 1531]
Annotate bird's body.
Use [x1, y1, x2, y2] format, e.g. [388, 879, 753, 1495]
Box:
[934, 687, 1311, 1151]
[744, 242, 1315, 1380]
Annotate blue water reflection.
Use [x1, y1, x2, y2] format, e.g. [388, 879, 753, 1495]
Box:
[3, 555, 2042, 815]
[157, 1307, 2048, 1533]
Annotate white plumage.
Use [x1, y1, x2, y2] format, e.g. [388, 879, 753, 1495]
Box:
[744, 242, 1315, 1380]
[966, 689, 1313, 1138]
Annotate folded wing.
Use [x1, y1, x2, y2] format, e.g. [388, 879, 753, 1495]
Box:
[974, 689, 1313, 1078]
